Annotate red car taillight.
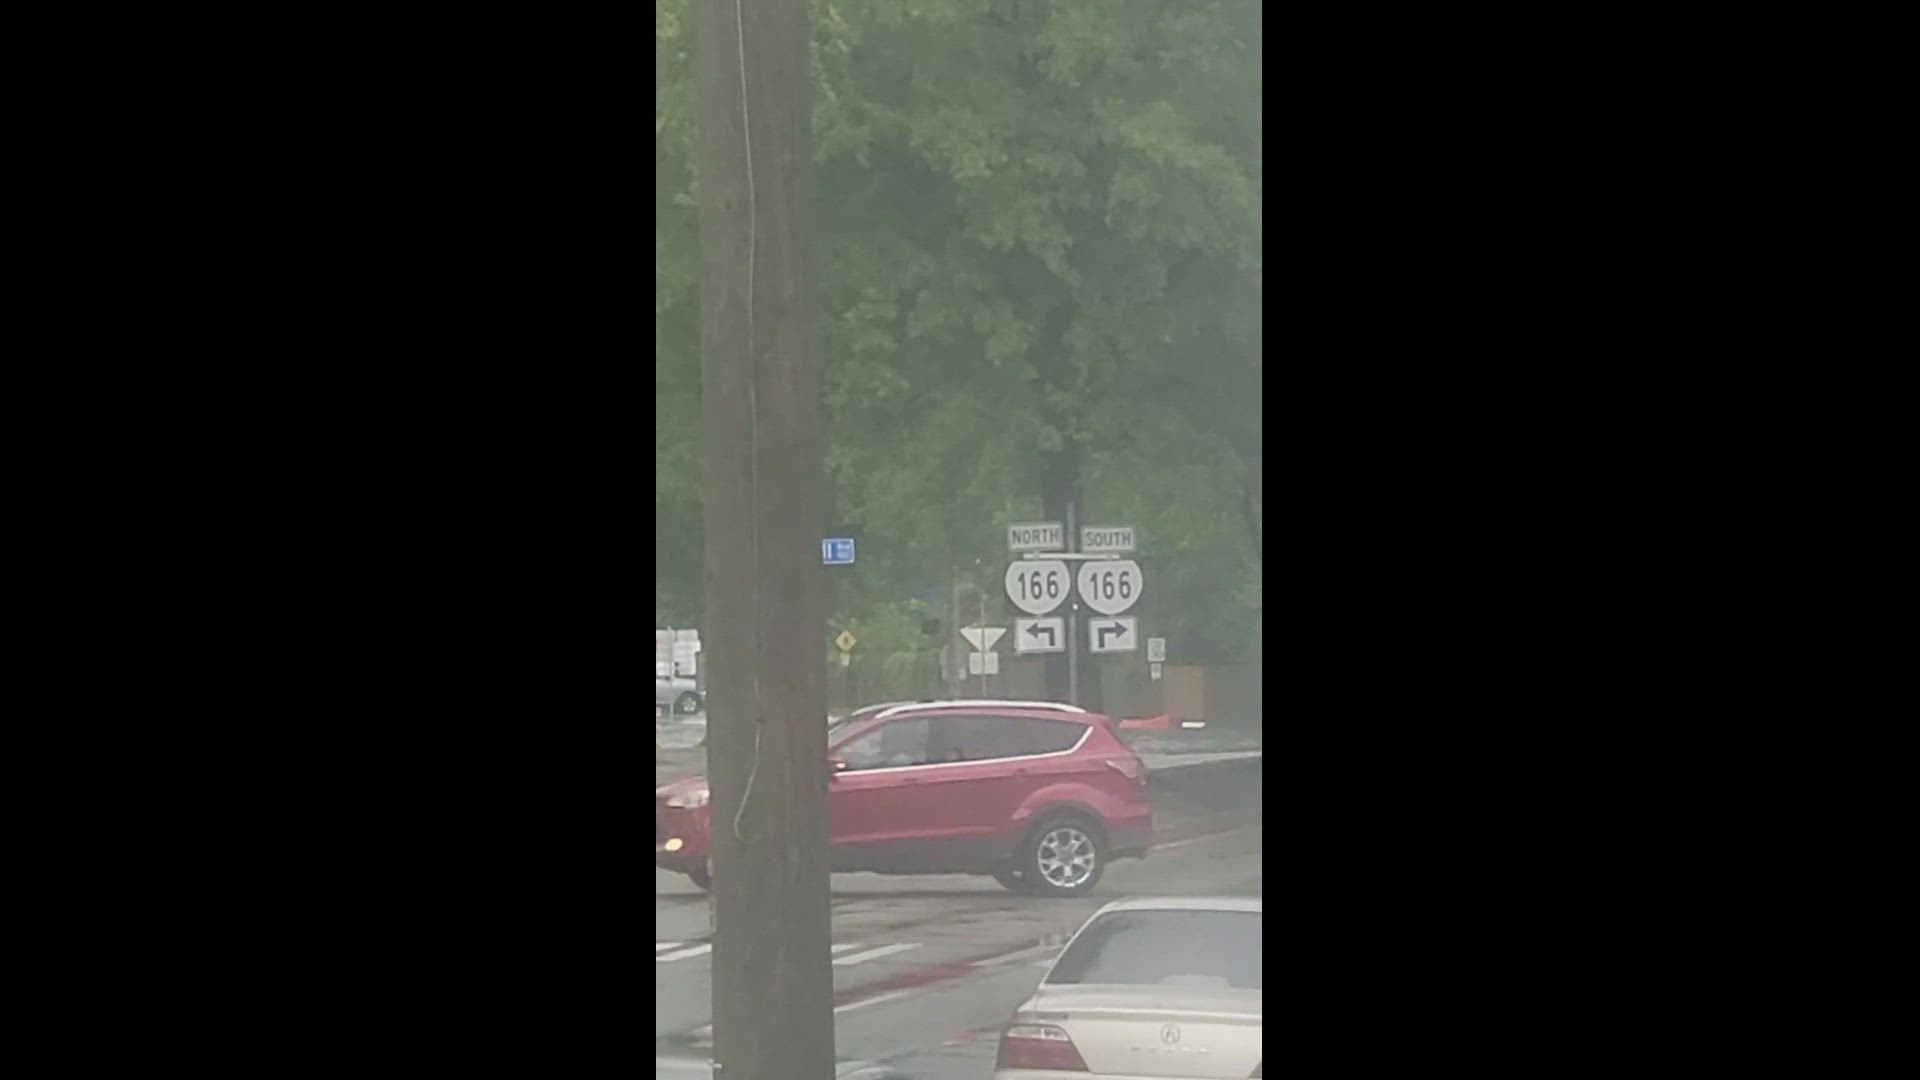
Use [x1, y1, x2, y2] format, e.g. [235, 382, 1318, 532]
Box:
[995, 1024, 1088, 1071]
[1104, 756, 1146, 783]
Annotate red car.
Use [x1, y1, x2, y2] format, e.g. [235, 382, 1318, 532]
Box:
[655, 701, 1153, 895]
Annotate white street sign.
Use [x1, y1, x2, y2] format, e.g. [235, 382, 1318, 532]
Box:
[1147, 637, 1166, 663]
[960, 625, 1005, 651]
[1075, 559, 1143, 616]
[1007, 521, 1065, 552]
[1150, 662, 1163, 680]
[1079, 526, 1135, 554]
[1014, 617, 1066, 654]
[1088, 616, 1138, 653]
[967, 652, 1000, 675]
[1005, 559, 1069, 615]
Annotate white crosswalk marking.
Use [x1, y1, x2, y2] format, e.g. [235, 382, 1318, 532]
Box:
[655, 940, 917, 965]
[832, 942, 920, 966]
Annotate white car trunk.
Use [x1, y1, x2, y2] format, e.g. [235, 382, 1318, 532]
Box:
[1021, 984, 1261, 1079]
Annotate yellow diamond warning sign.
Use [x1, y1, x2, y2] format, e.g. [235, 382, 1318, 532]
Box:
[835, 630, 857, 652]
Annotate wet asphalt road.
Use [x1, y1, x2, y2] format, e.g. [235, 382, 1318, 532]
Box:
[655, 764, 1262, 1079]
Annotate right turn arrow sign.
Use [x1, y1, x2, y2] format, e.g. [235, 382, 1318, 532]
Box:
[1087, 617, 1138, 654]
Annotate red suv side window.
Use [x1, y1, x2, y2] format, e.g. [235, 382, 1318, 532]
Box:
[921, 713, 1090, 762]
[1021, 717, 1088, 754]
[836, 717, 932, 770]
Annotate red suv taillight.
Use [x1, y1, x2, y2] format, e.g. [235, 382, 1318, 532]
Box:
[995, 1024, 1088, 1071]
[1104, 756, 1146, 783]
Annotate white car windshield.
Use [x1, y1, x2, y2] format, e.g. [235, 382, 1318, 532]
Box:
[1047, 910, 1262, 989]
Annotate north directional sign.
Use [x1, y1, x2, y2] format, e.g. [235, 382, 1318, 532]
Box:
[1006, 559, 1069, 615]
[1088, 616, 1138, 654]
[1014, 617, 1065, 654]
[1076, 559, 1143, 616]
[1007, 521, 1065, 552]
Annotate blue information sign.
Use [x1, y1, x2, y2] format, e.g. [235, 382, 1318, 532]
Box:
[822, 538, 856, 565]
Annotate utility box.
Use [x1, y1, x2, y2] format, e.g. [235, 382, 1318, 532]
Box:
[1163, 665, 1208, 722]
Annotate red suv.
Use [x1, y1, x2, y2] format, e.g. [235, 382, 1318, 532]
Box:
[655, 701, 1153, 896]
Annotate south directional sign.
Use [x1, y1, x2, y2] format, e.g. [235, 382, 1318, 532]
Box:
[1079, 526, 1135, 554]
[1006, 559, 1068, 615]
[1076, 559, 1142, 616]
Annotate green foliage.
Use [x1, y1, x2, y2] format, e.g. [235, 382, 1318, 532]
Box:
[657, 0, 1262, 660]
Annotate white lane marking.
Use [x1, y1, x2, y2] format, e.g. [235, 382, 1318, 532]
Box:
[658, 941, 864, 962]
[834, 989, 913, 1014]
[1154, 827, 1248, 852]
[832, 942, 920, 966]
[971, 942, 1056, 967]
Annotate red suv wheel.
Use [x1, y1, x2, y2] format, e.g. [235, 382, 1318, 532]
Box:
[1011, 814, 1107, 896]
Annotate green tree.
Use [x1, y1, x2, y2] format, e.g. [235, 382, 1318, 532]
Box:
[657, 0, 1262, 660]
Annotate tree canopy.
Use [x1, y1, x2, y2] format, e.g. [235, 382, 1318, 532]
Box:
[658, 0, 1261, 662]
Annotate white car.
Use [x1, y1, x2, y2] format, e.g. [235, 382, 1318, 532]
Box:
[994, 896, 1262, 1079]
[656, 676, 702, 717]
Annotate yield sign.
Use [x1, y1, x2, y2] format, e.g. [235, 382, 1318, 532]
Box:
[960, 625, 1005, 651]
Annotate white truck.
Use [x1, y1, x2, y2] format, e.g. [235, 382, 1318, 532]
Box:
[655, 628, 703, 717]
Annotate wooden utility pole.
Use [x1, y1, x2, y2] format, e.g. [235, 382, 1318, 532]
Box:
[693, 0, 834, 1076]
